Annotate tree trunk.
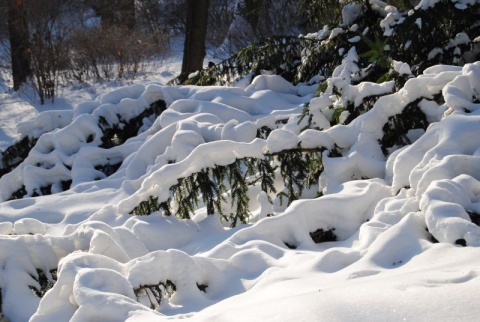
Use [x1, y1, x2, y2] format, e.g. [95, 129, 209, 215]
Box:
[181, 0, 209, 80]
[244, 0, 262, 29]
[98, 0, 115, 30]
[96, 0, 135, 30]
[119, 0, 136, 30]
[8, 0, 31, 91]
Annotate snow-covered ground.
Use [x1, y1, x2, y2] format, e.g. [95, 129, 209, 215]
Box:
[0, 62, 479, 321]
[1, 3, 480, 322]
[0, 56, 181, 151]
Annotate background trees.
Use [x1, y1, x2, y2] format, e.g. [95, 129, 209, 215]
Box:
[7, 0, 31, 90]
[2, 0, 169, 102]
[1, 0, 349, 101]
[91, 0, 136, 30]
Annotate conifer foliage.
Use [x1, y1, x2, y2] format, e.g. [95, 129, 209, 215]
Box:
[135, 0, 480, 226]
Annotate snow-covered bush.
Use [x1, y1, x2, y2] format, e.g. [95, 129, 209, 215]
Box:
[156, 0, 479, 228]
[0, 84, 166, 200]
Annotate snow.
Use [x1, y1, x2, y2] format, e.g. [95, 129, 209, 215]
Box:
[392, 60, 412, 75]
[342, 2, 363, 26]
[0, 60, 477, 320]
[0, 4, 479, 322]
[266, 129, 298, 153]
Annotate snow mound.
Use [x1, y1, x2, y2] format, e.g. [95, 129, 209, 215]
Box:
[0, 60, 476, 321]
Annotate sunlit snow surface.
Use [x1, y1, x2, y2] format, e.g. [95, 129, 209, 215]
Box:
[1, 58, 480, 321]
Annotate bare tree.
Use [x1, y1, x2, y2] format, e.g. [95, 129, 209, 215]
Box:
[91, 0, 136, 30]
[96, 0, 116, 29]
[0, 1, 8, 38]
[181, 0, 209, 80]
[119, 0, 136, 30]
[7, 0, 32, 90]
[217, 0, 300, 56]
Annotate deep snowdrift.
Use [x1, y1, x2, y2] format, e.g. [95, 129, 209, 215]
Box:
[0, 59, 478, 321]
